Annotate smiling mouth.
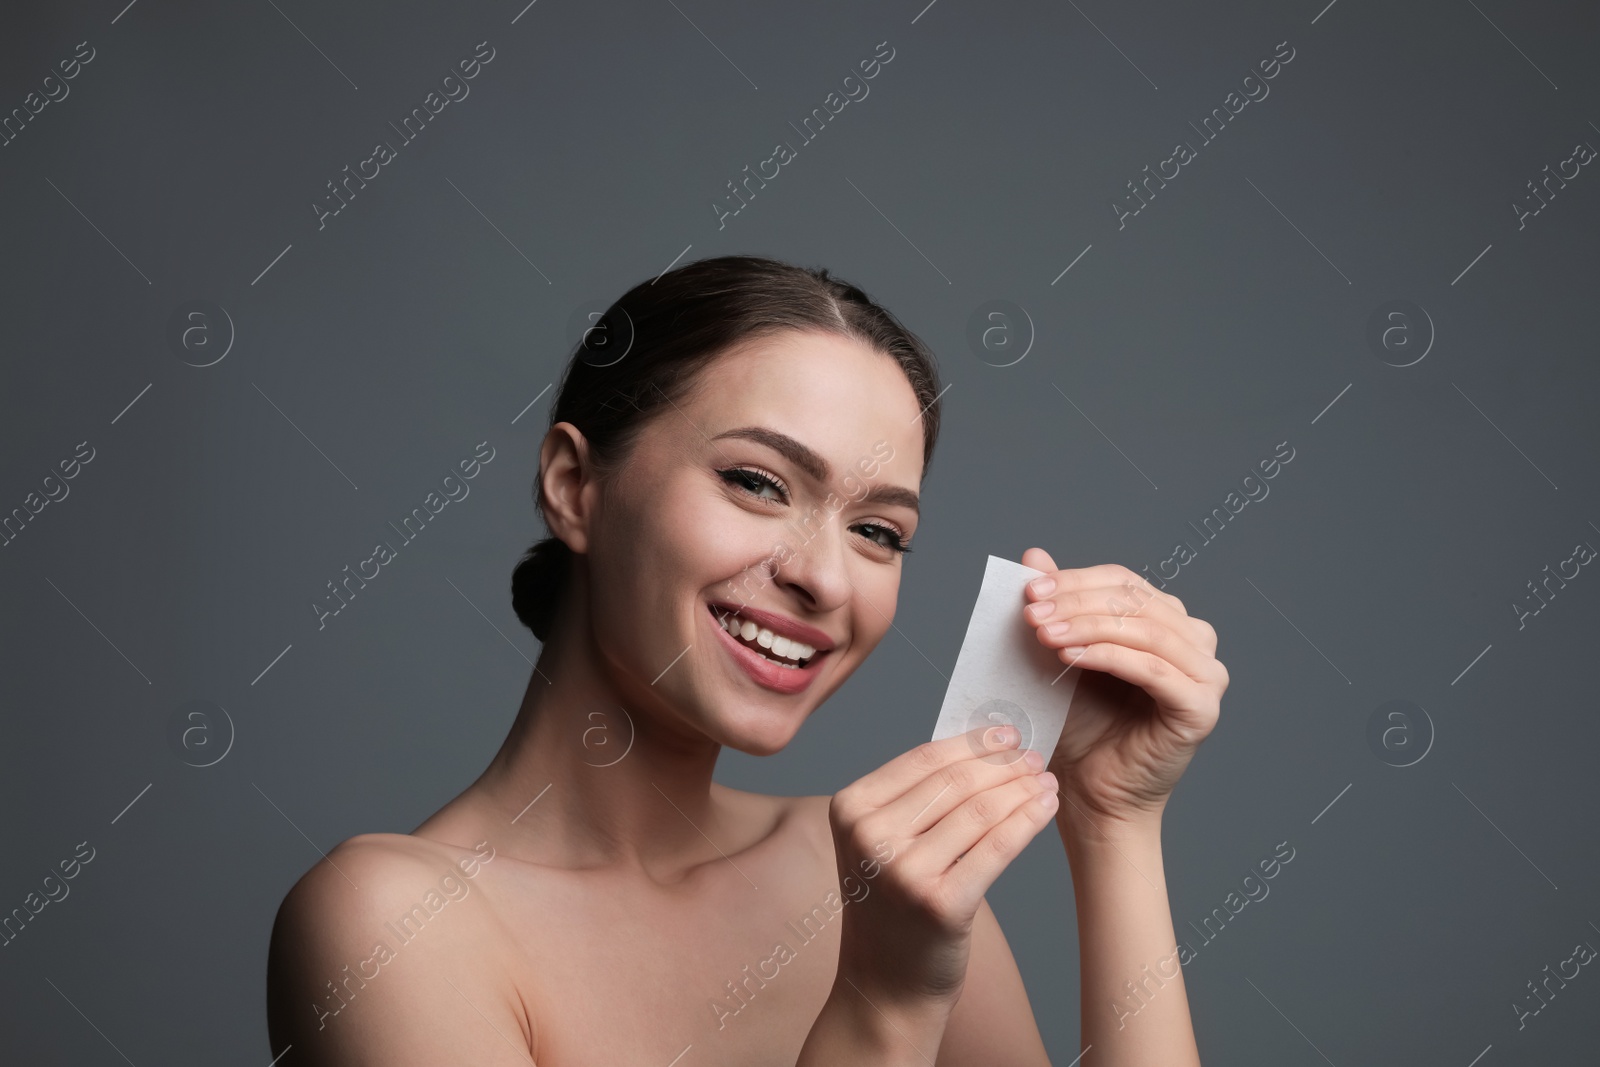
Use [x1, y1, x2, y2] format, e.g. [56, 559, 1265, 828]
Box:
[707, 604, 819, 670]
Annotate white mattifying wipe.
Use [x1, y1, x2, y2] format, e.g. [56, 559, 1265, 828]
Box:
[929, 555, 1079, 762]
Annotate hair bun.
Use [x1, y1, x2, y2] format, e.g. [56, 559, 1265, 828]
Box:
[510, 537, 572, 643]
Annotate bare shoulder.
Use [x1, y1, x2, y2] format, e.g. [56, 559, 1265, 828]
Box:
[268, 832, 498, 943]
[266, 832, 525, 1066]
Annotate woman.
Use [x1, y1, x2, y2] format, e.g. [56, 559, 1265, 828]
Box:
[266, 255, 1228, 1065]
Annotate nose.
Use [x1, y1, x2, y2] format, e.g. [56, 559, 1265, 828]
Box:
[769, 511, 854, 614]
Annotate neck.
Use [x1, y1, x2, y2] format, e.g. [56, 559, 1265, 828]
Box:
[462, 588, 733, 880]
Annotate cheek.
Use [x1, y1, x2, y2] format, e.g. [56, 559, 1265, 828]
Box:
[585, 483, 701, 661]
[591, 473, 765, 643]
[848, 573, 900, 656]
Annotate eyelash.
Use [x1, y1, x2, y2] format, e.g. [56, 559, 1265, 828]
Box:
[718, 466, 913, 554]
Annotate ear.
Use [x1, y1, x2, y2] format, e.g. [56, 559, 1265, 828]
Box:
[538, 422, 600, 555]
[1020, 546, 1057, 574]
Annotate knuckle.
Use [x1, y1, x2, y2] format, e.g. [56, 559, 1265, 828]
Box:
[850, 814, 886, 853]
[966, 792, 999, 827]
[909, 741, 943, 774]
[986, 823, 1016, 858]
[943, 761, 977, 795]
[903, 877, 947, 922]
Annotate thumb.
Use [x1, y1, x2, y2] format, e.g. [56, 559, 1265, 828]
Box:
[1020, 546, 1057, 573]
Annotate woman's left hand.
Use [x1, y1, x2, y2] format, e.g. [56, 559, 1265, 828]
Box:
[1019, 547, 1229, 831]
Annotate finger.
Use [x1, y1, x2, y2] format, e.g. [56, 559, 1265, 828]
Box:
[906, 770, 1058, 878]
[1020, 546, 1058, 574]
[839, 725, 1022, 812]
[933, 781, 1060, 917]
[1034, 610, 1224, 687]
[875, 745, 1048, 843]
[1051, 641, 1222, 740]
[1026, 579, 1213, 652]
[1029, 564, 1188, 618]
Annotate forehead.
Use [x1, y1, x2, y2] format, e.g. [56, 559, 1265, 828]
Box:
[676, 329, 927, 482]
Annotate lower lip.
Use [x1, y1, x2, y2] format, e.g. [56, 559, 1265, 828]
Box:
[707, 604, 829, 695]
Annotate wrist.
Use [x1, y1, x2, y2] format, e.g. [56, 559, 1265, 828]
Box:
[812, 975, 951, 1066]
[1054, 793, 1164, 854]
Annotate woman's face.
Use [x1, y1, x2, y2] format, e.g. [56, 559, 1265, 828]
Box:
[581, 329, 928, 755]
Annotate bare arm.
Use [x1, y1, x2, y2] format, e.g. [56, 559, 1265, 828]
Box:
[1063, 810, 1199, 1065]
[798, 730, 1061, 1066]
[796, 978, 951, 1067]
[935, 897, 1051, 1065]
[1016, 552, 1227, 1066]
[797, 896, 1050, 1066]
[801, 546, 1226, 1065]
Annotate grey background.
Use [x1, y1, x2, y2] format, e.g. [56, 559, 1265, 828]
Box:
[2, 0, 1598, 1063]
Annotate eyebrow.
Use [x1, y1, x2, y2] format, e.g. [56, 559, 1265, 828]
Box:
[710, 425, 920, 514]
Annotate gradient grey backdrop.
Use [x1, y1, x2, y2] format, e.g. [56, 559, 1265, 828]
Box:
[3, 0, 1598, 1063]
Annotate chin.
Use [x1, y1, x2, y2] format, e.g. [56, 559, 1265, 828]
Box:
[710, 706, 806, 757]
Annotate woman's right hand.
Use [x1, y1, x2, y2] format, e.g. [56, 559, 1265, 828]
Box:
[825, 724, 1059, 1015]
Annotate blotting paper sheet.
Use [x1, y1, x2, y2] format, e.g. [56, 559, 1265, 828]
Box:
[929, 555, 1079, 761]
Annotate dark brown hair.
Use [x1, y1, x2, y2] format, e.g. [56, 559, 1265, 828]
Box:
[511, 254, 943, 642]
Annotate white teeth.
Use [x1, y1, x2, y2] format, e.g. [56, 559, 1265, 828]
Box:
[716, 610, 817, 665]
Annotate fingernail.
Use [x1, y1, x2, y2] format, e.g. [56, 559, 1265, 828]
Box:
[986, 726, 1015, 747]
[1029, 576, 1055, 596]
[1044, 620, 1070, 638]
[1036, 771, 1057, 791]
[1027, 600, 1056, 622]
[1024, 748, 1044, 770]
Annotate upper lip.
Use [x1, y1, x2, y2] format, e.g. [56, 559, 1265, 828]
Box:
[708, 601, 837, 652]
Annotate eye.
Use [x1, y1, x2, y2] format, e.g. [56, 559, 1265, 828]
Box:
[720, 466, 914, 554]
[855, 521, 913, 554]
[718, 466, 788, 503]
